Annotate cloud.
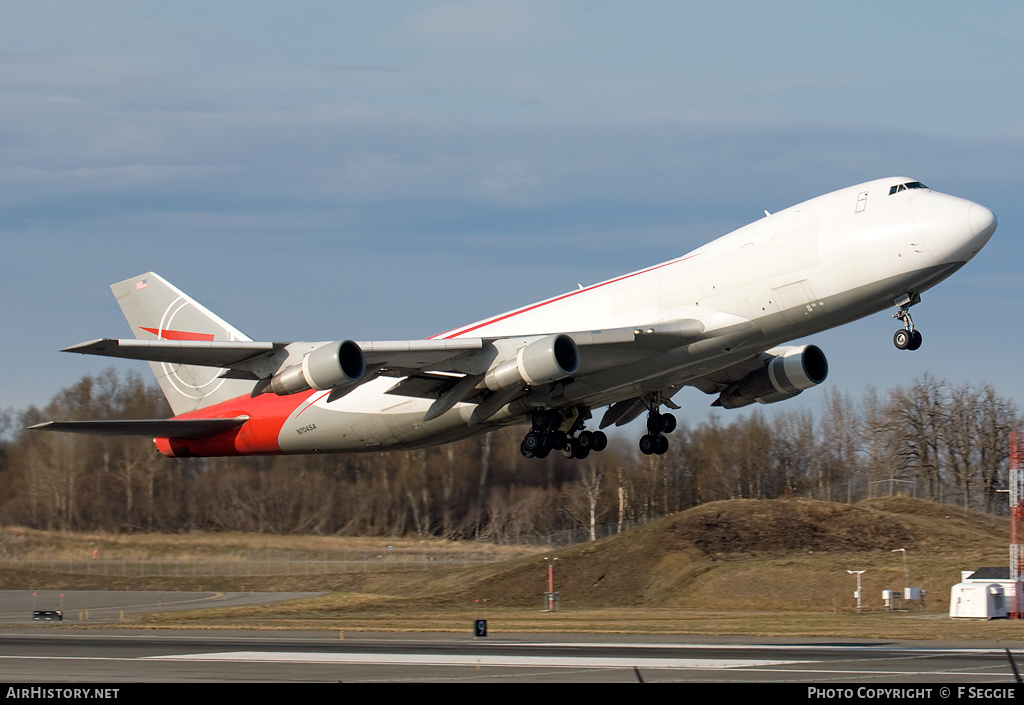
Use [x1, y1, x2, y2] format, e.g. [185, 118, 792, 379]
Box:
[2, 2, 1022, 413]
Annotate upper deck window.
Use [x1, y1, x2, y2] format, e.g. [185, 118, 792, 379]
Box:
[888, 181, 928, 195]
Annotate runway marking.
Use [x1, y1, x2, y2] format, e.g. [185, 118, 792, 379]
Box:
[1, 653, 1010, 679]
[514, 642, 1011, 654]
[146, 651, 804, 669]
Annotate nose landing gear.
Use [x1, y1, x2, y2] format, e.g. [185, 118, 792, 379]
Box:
[892, 293, 923, 351]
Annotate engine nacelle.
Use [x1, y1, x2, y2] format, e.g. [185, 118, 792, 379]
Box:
[269, 340, 366, 395]
[714, 345, 828, 409]
[484, 334, 580, 392]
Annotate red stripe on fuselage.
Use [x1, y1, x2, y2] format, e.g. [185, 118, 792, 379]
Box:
[430, 253, 699, 339]
[155, 390, 315, 457]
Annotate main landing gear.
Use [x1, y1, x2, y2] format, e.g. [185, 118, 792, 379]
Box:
[892, 293, 923, 351]
[639, 408, 677, 456]
[520, 408, 608, 460]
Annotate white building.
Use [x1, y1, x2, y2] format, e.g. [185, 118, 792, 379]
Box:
[949, 568, 1019, 619]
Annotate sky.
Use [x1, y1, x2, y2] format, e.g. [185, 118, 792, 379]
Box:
[2, 1, 1023, 434]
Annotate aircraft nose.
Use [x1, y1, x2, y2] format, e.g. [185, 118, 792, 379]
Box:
[969, 203, 997, 245]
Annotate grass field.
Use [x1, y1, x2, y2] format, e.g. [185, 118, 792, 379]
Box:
[5, 497, 1024, 641]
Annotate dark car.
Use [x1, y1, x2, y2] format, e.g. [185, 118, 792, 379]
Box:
[32, 610, 63, 622]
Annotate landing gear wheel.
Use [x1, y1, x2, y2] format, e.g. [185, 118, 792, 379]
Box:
[908, 329, 923, 351]
[564, 437, 590, 460]
[647, 411, 677, 434]
[524, 405, 608, 460]
[549, 430, 568, 450]
[639, 434, 658, 456]
[639, 396, 677, 456]
[894, 329, 923, 351]
[656, 435, 669, 455]
[894, 329, 911, 350]
[892, 293, 923, 351]
[523, 431, 544, 454]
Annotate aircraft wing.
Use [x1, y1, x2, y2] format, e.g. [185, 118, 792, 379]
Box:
[63, 337, 487, 373]
[64, 319, 705, 380]
[62, 319, 710, 420]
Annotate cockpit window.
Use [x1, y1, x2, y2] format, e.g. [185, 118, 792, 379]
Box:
[888, 181, 928, 195]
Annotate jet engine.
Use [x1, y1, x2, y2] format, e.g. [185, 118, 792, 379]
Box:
[484, 334, 580, 391]
[714, 345, 828, 409]
[269, 340, 366, 395]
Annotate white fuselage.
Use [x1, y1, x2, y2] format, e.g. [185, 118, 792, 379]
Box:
[275, 177, 995, 452]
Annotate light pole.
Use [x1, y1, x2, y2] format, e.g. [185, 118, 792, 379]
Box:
[544, 557, 558, 611]
[847, 570, 866, 612]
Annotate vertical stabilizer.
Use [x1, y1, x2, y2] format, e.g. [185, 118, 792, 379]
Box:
[111, 272, 255, 415]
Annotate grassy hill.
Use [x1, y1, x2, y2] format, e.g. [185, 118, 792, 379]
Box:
[425, 496, 1009, 612]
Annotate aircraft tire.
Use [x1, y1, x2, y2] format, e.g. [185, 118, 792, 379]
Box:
[893, 329, 911, 350]
[549, 430, 568, 450]
[656, 435, 669, 455]
[639, 434, 658, 455]
[523, 431, 543, 454]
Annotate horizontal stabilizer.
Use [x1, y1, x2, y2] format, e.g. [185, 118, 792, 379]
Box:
[29, 417, 248, 439]
[64, 338, 279, 367]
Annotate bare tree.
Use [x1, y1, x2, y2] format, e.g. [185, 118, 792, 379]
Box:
[977, 384, 1017, 513]
[564, 460, 605, 541]
[887, 374, 947, 499]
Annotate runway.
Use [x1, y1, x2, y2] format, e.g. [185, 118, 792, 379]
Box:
[1, 591, 1022, 684]
[2, 629, 1022, 684]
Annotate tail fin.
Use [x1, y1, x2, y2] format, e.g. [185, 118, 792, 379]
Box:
[111, 272, 255, 415]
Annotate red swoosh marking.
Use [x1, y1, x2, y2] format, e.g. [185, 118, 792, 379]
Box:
[141, 327, 217, 341]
